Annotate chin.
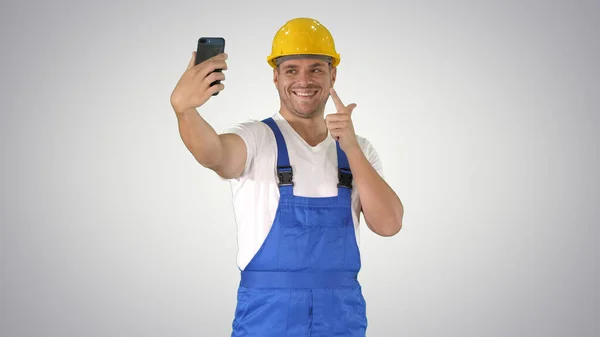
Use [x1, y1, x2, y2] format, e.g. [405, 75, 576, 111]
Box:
[290, 109, 317, 118]
[292, 101, 323, 116]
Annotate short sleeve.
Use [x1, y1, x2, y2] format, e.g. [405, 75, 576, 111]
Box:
[358, 136, 385, 179]
[221, 119, 268, 180]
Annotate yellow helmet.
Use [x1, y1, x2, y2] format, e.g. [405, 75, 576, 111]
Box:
[267, 18, 341, 68]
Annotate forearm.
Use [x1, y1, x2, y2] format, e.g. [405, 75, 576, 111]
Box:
[175, 108, 224, 169]
[345, 146, 403, 237]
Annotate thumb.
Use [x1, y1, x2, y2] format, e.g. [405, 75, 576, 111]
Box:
[346, 103, 357, 115]
[187, 51, 196, 70]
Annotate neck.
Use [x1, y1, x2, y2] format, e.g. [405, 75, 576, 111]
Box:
[279, 108, 329, 147]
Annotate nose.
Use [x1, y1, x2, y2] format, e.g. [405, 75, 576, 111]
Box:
[296, 70, 313, 86]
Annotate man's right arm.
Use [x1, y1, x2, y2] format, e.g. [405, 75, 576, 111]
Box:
[175, 108, 246, 180]
[170, 51, 246, 179]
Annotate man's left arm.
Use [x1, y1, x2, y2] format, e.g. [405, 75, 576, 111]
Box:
[326, 87, 403, 237]
[346, 146, 403, 237]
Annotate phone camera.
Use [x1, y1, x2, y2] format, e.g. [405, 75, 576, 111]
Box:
[200, 38, 207, 43]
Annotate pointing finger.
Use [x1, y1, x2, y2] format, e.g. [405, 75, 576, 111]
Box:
[330, 87, 346, 112]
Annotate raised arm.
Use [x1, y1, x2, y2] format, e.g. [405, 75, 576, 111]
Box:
[326, 88, 403, 236]
[170, 52, 246, 179]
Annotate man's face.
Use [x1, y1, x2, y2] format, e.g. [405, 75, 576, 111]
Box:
[273, 57, 336, 119]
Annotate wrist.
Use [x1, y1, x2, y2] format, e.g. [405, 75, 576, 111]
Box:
[344, 144, 363, 159]
[174, 107, 198, 118]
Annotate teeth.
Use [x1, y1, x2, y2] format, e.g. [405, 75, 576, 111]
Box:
[294, 91, 316, 97]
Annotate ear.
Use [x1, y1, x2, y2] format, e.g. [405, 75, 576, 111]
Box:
[331, 66, 337, 85]
[273, 67, 279, 86]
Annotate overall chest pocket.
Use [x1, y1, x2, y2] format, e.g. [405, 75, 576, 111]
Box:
[278, 206, 351, 227]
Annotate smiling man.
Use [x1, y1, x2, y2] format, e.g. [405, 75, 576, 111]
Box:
[170, 17, 404, 337]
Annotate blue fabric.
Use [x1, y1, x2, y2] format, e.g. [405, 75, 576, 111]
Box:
[231, 117, 367, 336]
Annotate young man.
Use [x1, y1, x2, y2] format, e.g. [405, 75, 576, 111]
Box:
[170, 17, 403, 337]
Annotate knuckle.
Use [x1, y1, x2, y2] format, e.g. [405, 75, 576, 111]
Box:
[207, 72, 221, 81]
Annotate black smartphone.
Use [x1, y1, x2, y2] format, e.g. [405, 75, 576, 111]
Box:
[195, 37, 226, 96]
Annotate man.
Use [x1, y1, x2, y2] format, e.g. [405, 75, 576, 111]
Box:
[170, 17, 403, 337]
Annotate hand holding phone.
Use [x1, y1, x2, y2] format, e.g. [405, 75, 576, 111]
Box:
[195, 37, 226, 96]
[170, 37, 227, 113]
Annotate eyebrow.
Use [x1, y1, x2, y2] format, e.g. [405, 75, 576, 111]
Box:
[282, 62, 326, 70]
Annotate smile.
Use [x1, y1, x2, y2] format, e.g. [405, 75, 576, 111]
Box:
[292, 90, 318, 97]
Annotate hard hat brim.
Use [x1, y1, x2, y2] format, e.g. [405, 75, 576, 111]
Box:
[267, 53, 341, 68]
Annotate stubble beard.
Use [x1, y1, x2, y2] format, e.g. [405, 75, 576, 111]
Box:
[280, 91, 329, 120]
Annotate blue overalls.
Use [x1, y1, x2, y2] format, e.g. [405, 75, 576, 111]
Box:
[230, 117, 367, 337]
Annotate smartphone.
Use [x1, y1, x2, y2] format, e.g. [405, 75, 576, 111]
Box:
[195, 37, 226, 96]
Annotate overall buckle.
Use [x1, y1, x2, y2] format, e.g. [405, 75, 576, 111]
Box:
[338, 168, 353, 189]
[277, 166, 294, 186]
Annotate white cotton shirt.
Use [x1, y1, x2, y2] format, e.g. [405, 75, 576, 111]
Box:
[222, 112, 385, 271]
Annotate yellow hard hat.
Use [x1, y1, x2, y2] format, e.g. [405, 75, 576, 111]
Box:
[267, 18, 341, 68]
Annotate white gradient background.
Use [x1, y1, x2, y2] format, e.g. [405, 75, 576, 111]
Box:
[1, 0, 599, 336]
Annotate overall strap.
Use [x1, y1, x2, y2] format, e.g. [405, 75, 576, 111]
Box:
[262, 117, 353, 196]
[262, 117, 294, 196]
[336, 141, 353, 191]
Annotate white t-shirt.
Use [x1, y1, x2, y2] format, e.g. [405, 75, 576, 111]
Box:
[223, 112, 385, 270]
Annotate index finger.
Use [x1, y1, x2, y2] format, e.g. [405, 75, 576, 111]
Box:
[330, 87, 346, 112]
[206, 52, 228, 65]
[192, 52, 228, 72]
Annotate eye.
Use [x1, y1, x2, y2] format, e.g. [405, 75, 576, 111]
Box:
[285, 69, 296, 74]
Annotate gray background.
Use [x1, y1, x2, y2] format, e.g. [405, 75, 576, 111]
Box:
[1, 0, 599, 336]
